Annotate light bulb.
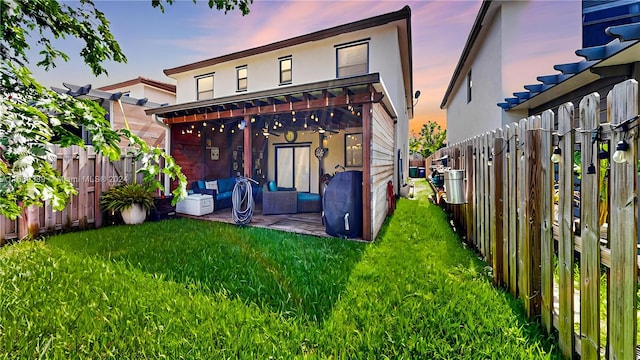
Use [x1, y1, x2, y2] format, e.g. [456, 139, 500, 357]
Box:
[612, 140, 629, 164]
[551, 147, 561, 164]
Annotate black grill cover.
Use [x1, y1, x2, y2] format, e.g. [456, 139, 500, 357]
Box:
[323, 171, 363, 238]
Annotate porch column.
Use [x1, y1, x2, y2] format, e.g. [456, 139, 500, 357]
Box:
[243, 115, 252, 178]
[362, 102, 372, 241]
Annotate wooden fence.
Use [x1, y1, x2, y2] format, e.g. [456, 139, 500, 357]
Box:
[0, 145, 154, 244]
[429, 79, 638, 359]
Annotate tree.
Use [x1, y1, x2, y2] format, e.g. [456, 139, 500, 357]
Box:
[409, 121, 447, 159]
[0, 0, 251, 220]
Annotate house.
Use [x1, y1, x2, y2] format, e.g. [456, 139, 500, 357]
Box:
[146, 6, 414, 241]
[440, 0, 581, 145]
[497, 2, 640, 120]
[53, 77, 176, 149]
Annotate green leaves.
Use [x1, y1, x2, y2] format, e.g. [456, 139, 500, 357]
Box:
[410, 121, 447, 159]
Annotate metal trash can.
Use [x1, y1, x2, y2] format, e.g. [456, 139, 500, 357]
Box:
[444, 170, 465, 204]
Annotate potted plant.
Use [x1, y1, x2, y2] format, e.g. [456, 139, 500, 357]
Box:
[100, 183, 154, 225]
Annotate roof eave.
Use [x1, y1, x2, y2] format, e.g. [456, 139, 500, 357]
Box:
[163, 6, 412, 77]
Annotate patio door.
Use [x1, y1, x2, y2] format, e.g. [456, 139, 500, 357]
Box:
[275, 145, 310, 192]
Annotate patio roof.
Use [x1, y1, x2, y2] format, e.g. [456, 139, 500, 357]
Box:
[498, 22, 640, 111]
[145, 73, 388, 125]
[52, 83, 168, 108]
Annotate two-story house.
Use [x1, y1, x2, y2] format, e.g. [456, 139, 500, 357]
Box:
[146, 6, 414, 241]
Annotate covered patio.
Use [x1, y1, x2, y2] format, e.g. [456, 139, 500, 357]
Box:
[147, 73, 395, 241]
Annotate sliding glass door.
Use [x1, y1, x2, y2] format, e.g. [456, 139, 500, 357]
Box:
[276, 145, 310, 192]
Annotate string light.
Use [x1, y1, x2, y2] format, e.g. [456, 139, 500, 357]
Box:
[612, 140, 629, 164]
[551, 146, 561, 163]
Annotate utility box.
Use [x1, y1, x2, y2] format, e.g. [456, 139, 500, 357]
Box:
[444, 170, 466, 204]
[176, 194, 214, 216]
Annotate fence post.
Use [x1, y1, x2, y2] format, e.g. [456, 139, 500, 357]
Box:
[492, 131, 505, 287]
[523, 120, 543, 318]
[557, 102, 576, 358]
[607, 79, 638, 360]
[540, 110, 554, 334]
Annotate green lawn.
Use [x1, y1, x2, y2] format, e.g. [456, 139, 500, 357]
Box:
[0, 179, 560, 359]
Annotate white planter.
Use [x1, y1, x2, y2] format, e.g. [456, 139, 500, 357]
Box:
[121, 203, 147, 225]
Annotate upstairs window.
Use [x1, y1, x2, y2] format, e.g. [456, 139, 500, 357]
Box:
[336, 41, 369, 78]
[237, 65, 248, 91]
[467, 69, 472, 103]
[279, 56, 292, 85]
[196, 74, 214, 100]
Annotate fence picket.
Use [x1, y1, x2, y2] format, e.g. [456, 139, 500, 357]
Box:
[517, 118, 527, 297]
[607, 79, 638, 360]
[508, 123, 518, 297]
[578, 92, 602, 360]
[540, 110, 554, 334]
[557, 102, 576, 358]
[465, 143, 474, 245]
[492, 130, 504, 287]
[524, 120, 542, 318]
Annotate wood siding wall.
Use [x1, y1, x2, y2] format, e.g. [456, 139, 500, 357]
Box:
[113, 102, 167, 149]
[370, 102, 394, 239]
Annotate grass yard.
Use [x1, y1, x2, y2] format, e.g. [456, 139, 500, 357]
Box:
[0, 179, 560, 359]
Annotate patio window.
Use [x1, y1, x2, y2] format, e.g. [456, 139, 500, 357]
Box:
[336, 41, 369, 78]
[275, 145, 310, 192]
[279, 56, 292, 85]
[237, 65, 248, 91]
[345, 133, 363, 167]
[196, 73, 214, 100]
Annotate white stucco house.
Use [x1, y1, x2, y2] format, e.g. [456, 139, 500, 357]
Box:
[146, 6, 414, 241]
[440, 0, 581, 145]
[53, 77, 176, 149]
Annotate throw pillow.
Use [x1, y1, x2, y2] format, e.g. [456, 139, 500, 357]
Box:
[205, 180, 218, 191]
[268, 181, 277, 192]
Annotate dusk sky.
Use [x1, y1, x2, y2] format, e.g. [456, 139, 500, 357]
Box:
[29, 0, 583, 134]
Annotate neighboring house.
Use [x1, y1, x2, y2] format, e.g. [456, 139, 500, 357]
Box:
[498, 3, 640, 121]
[146, 6, 414, 241]
[53, 77, 176, 149]
[440, 0, 581, 145]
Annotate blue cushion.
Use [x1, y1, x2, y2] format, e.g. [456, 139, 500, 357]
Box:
[217, 192, 231, 200]
[268, 181, 277, 192]
[218, 178, 235, 193]
[297, 192, 321, 202]
[197, 180, 205, 189]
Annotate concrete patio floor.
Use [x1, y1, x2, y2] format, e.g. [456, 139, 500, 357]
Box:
[177, 205, 349, 239]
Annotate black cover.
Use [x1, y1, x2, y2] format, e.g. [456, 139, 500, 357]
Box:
[323, 171, 363, 238]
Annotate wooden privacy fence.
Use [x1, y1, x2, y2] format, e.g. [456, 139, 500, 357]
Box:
[429, 79, 638, 359]
[0, 145, 157, 244]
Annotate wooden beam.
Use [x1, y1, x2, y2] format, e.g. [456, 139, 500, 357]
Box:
[163, 92, 384, 124]
[243, 116, 252, 178]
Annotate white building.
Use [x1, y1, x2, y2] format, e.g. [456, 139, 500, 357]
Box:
[440, 0, 581, 145]
[146, 6, 414, 241]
